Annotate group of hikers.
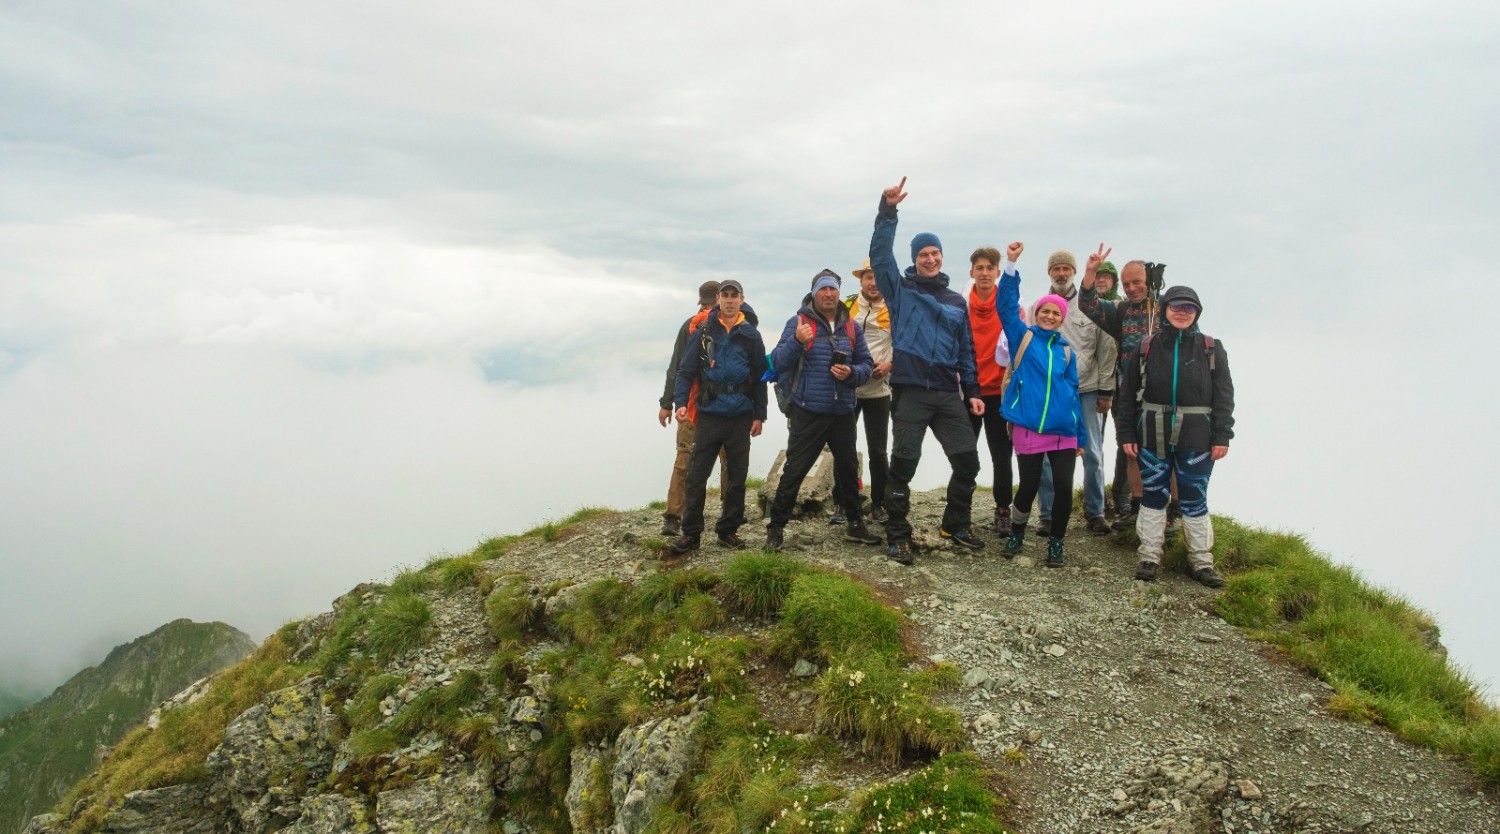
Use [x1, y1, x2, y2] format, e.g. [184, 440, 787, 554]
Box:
[654, 179, 1236, 587]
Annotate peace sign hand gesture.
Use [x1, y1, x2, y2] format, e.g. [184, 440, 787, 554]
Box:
[1082, 242, 1112, 290]
[882, 176, 908, 206]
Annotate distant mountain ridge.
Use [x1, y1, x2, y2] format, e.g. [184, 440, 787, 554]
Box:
[0, 618, 254, 834]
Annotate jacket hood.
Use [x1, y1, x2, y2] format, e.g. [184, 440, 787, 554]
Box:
[1159, 285, 1203, 332]
[902, 265, 951, 289]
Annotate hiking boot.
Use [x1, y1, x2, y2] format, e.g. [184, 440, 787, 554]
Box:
[845, 519, 883, 546]
[1035, 520, 1052, 538]
[666, 535, 700, 556]
[871, 504, 889, 524]
[1003, 529, 1025, 559]
[940, 527, 985, 550]
[1045, 537, 1065, 568]
[828, 512, 846, 526]
[660, 515, 682, 537]
[764, 526, 784, 552]
[1103, 499, 1116, 520]
[717, 532, 747, 550]
[1111, 503, 1139, 531]
[887, 540, 915, 566]
[1193, 566, 1225, 588]
[1135, 561, 1158, 582]
[992, 507, 1011, 536]
[1086, 516, 1111, 535]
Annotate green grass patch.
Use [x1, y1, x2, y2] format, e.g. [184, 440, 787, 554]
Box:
[839, 752, 1008, 833]
[1205, 515, 1500, 784]
[814, 654, 965, 764]
[722, 553, 810, 618]
[427, 554, 484, 591]
[486, 579, 538, 645]
[774, 572, 905, 662]
[525, 507, 615, 542]
[366, 594, 433, 662]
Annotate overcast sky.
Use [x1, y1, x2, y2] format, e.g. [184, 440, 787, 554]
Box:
[2, 1, 1496, 703]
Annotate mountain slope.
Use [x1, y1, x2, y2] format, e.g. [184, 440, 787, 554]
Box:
[0, 619, 255, 833]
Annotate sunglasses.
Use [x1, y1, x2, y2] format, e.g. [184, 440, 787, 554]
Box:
[1166, 302, 1199, 313]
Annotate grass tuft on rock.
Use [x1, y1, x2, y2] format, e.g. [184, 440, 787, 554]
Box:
[485, 579, 538, 645]
[773, 571, 904, 662]
[721, 553, 809, 618]
[366, 593, 433, 662]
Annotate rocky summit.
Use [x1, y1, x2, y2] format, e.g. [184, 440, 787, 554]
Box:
[0, 619, 255, 834]
[24, 490, 1500, 834]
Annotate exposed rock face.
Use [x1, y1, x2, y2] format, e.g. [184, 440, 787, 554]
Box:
[0, 619, 255, 834]
[374, 763, 493, 834]
[102, 784, 217, 834]
[565, 744, 612, 834]
[206, 676, 337, 834]
[281, 794, 375, 834]
[609, 705, 708, 834]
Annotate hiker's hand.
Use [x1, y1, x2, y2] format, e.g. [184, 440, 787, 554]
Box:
[675, 406, 689, 423]
[1076, 448, 1085, 458]
[830, 364, 852, 381]
[873, 360, 892, 379]
[883, 176, 908, 206]
[1123, 443, 1139, 458]
[659, 407, 671, 426]
[1007, 241, 1024, 263]
[968, 398, 984, 416]
[750, 420, 763, 437]
[1097, 396, 1112, 414]
[1212, 445, 1229, 461]
[795, 319, 814, 344]
[1082, 243, 1112, 289]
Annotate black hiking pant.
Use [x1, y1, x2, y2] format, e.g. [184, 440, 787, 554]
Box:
[682, 411, 753, 539]
[884, 385, 980, 543]
[768, 405, 862, 528]
[1015, 449, 1076, 539]
[970, 393, 1014, 509]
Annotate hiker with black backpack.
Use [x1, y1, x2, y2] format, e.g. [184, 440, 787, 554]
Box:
[1113, 271, 1235, 588]
[994, 242, 1091, 567]
[764, 269, 880, 551]
[667, 280, 769, 557]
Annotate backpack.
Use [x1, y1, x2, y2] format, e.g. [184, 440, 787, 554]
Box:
[773, 314, 858, 415]
[997, 329, 1072, 404]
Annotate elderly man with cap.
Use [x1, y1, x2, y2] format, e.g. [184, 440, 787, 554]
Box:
[1030, 248, 1117, 537]
[764, 269, 880, 551]
[658, 280, 730, 538]
[869, 178, 986, 565]
[842, 257, 895, 522]
[667, 280, 769, 556]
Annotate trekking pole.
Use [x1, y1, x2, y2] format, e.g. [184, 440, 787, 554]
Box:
[1143, 262, 1167, 340]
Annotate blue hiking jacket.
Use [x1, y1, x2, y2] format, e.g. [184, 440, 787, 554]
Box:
[996, 268, 1088, 445]
[770, 295, 874, 415]
[674, 309, 769, 420]
[868, 199, 981, 399]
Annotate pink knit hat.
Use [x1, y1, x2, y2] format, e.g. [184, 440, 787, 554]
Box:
[1036, 293, 1069, 318]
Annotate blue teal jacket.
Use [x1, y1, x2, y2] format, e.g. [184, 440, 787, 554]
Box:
[770, 295, 874, 415]
[996, 268, 1088, 445]
[868, 200, 980, 399]
[674, 309, 769, 420]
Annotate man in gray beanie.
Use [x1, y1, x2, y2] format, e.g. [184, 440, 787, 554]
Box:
[868, 177, 986, 565]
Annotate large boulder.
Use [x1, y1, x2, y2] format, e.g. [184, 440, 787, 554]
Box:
[100, 784, 217, 834]
[565, 744, 613, 834]
[206, 676, 336, 834]
[375, 763, 494, 834]
[610, 706, 708, 834]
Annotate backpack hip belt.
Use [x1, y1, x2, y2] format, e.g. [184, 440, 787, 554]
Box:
[1141, 401, 1212, 451]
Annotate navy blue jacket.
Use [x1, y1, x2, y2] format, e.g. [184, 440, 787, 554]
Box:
[868, 199, 981, 399]
[997, 268, 1088, 445]
[673, 309, 769, 421]
[770, 295, 874, 415]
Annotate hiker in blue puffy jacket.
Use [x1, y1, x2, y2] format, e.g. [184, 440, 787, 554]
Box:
[667, 280, 769, 556]
[764, 269, 882, 551]
[869, 177, 987, 565]
[993, 242, 1090, 568]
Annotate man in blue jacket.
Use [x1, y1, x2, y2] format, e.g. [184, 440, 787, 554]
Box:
[765, 270, 882, 551]
[869, 178, 987, 565]
[668, 280, 769, 556]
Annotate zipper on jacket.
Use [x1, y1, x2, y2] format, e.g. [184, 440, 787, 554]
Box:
[1039, 332, 1056, 429]
[1169, 331, 1180, 450]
